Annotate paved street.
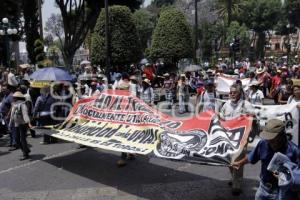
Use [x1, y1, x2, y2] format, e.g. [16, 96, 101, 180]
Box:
[0, 133, 261, 200]
[0, 98, 264, 200]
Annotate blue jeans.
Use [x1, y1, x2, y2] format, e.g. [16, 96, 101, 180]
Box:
[9, 125, 16, 146]
[255, 182, 298, 200]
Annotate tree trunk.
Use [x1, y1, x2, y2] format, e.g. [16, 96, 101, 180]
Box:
[256, 31, 266, 60]
[227, 0, 232, 26]
[63, 50, 75, 70]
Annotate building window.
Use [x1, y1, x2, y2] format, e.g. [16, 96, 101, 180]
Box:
[275, 43, 280, 50]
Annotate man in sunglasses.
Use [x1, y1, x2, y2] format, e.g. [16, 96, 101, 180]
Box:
[219, 83, 255, 196]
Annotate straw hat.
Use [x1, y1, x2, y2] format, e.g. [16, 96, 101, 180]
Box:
[13, 91, 25, 98]
[143, 78, 151, 85]
[256, 68, 265, 74]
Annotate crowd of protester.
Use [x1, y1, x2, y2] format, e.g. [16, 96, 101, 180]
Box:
[0, 57, 300, 200]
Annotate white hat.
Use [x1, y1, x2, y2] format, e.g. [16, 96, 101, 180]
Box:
[13, 91, 25, 98]
[143, 78, 151, 85]
[163, 73, 170, 76]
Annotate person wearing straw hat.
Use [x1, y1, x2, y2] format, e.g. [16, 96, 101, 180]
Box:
[232, 119, 300, 200]
[247, 80, 264, 105]
[140, 79, 154, 106]
[9, 91, 31, 160]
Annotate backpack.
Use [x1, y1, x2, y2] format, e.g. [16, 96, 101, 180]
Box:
[13, 103, 24, 123]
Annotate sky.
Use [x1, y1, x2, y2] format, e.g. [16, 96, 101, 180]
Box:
[43, 0, 152, 25]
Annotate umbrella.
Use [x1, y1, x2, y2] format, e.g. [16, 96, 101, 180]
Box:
[29, 67, 73, 81]
[183, 65, 201, 72]
[140, 58, 148, 65]
[80, 60, 91, 65]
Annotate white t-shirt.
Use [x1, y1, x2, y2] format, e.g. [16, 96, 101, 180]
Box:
[287, 96, 300, 104]
[220, 99, 254, 120]
[199, 91, 220, 112]
[248, 90, 264, 105]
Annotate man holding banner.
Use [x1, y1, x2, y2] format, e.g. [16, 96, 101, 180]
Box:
[232, 119, 300, 200]
[220, 83, 255, 196]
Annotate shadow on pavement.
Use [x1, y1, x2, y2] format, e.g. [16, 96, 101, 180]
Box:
[44, 148, 258, 200]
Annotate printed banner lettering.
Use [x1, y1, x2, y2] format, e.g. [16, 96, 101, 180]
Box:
[49, 90, 253, 165]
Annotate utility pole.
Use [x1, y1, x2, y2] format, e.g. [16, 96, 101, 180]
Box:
[105, 0, 111, 82]
[37, 0, 43, 39]
[194, 0, 199, 64]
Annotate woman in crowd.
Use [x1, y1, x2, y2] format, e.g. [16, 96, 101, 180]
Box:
[287, 85, 300, 104]
[278, 79, 293, 104]
[247, 81, 264, 105]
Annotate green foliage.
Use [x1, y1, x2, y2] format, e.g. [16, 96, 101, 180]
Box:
[133, 9, 156, 54]
[23, 0, 40, 64]
[151, 0, 176, 8]
[34, 39, 46, 67]
[240, 0, 281, 33]
[226, 21, 250, 56]
[216, 0, 244, 25]
[240, 0, 281, 59]
[285, 0, 300, 28]
[198, 22, 225, 61]
[91, 5, 142, 67]
[149, 7, 193, 63]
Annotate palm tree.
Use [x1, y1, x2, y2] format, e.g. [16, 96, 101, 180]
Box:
[216, 0, 244, 26]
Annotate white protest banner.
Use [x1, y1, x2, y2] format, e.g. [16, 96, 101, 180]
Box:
[216, 76, 250, 94]
[253, 103, 299, 145]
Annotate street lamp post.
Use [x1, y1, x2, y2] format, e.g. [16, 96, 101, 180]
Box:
[0, 18, 18, 68]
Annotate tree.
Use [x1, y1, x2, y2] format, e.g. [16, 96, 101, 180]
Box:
[226, 21, 250, 57]
[149, 7, 193, 64]
[133, 9, 156, 54]
[91, 5, 142, 68]
[44, 13, 64, 49]
[151, 0, 176, 8]
[34, 39, 46, 67]
[285, 0, 300, 28]
[54, 0, 143, 69]
[240, 0, 281, 59]
[216, 0, 244, 26]
[23, 0, 41, 65]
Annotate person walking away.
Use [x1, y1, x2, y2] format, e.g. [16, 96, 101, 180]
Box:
[247, 81, 264, 105]
[232, 119, 300, 200]
[9, 92, 31, 160]
[219, 83, 255, 196]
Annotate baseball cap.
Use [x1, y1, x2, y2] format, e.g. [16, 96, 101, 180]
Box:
[260, 119, 285, 140]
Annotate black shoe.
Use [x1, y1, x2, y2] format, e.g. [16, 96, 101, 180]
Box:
[232, 188, 242, 196]
[20, 155, 30, 161]
[228, 181, 233, 187]
[8, 147, 18, 151]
